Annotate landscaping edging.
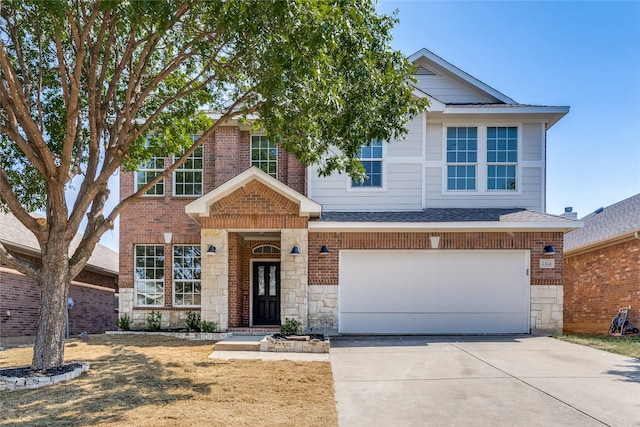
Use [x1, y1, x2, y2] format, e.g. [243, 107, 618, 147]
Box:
[0, 361, 89, 392]
[105, 331, 230, 341]
[260, 336, 330, 353]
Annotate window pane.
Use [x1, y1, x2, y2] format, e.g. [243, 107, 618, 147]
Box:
[258, 266, 265, 296]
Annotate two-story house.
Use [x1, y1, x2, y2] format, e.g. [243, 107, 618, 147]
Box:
[118, 48, 578, 335]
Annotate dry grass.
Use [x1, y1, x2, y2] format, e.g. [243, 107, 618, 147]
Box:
[557, 334, 640, 359]
[0, 335, 337, 427]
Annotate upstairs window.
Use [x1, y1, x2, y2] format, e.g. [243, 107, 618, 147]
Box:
[251, 135, 278, 177]
[174, 138, 203, 196]
[487, 127, 518, 190]
[135, 245, 164, 307]
[352, 140, 383, 188]
[446, 127, 477, 191]
[136, 156, 165, 196]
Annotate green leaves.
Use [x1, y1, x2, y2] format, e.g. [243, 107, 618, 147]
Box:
[0, 0, 426, 212]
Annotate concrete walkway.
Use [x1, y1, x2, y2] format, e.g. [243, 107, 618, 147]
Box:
[330, 335, 640, 427]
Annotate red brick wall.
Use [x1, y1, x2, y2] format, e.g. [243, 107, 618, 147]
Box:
[308, 231, 564, 287]
[563, 238, 640, 334]
[0, 268, 117, 339]
[119, 125, 307, 310]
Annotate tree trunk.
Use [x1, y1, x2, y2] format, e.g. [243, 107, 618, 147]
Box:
[31, 251, 72, 371]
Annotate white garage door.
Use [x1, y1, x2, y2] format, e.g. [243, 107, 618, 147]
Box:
[339, 250, 530, 334]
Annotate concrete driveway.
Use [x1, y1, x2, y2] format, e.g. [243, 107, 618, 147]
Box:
[330, 335, 640, 427]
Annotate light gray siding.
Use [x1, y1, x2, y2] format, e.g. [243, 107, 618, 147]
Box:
[310, 162, 423, 211]
[414, 74, 498, 104]
[522, 123, 544, 161]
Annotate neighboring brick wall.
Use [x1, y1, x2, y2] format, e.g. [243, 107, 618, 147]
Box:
[0, 268, 117, 343]
[563, 238, 640, 334]
[308, 231, 564, 287]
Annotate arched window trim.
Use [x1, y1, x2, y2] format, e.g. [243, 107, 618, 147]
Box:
[252, 244, 281, 254]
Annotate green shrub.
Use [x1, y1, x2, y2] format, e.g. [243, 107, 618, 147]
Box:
[200, 320, 217, 333]
[117, 313, 131, 331]
[280, 318, 301, 336]
[146, 310, 162, 331]
[185, 311, 201, 332]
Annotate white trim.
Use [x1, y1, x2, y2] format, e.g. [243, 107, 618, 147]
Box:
[309, 220, 582, 233]
[185, 166, 322, 220]
[347, 141, 387, 192]
[422, 112, 427, 209]
[408, 48, 516, 104]
[440, 124, 523, 196]
[171, 244, 202, 308]
[172, 142, 204, 197]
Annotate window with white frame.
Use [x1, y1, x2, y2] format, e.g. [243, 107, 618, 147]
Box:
[352, 140, 383, 187]
[173, 245, 201, 306]
[251, 135, 278, 177]
[135, 156, 165, 196]
[135, 245, 164, 306]
[446, 127, 477, 191]
[487, 127, 518, 190]
[174, 139, 203, 196]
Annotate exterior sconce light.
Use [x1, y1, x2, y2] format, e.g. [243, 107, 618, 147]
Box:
[430, 235, 441, 249]
[207, 245, 216, 255]
[543, 245, 555, 255]
[163, 232, 173, 244]
[320, 245, 330, 255]
[291, 245, 300, 255]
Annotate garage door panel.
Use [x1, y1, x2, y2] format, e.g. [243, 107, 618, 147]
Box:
[339, 250, 529, 334]
[340, 312, 528, 334]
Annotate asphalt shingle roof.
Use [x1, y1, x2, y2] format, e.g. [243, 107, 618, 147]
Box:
[564, 193, 640, 251]
[318, 208, 573, 223]
[0, 212, 118, 275]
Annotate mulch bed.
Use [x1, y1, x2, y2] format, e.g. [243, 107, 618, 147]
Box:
[0, 363, 83, 379]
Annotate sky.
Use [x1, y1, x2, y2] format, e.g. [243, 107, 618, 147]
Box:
[96, 0, 640, 252]
[376, 0, 640, 218]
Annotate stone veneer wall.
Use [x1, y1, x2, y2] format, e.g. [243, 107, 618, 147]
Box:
[201, 229, 229, 330]
[280, 229, 309, 329]
[308, 285, 339, 333]
[530, 285, 563, 335]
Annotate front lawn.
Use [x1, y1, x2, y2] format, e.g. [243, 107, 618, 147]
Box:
[558, 334, 640, 359]
[0, 335, 337, 427]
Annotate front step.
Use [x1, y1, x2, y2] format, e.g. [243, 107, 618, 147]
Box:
[214, 340, 261, 352]
[214, 334, 268, 352]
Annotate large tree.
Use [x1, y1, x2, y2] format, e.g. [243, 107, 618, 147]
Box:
[0, 0, 426, 370]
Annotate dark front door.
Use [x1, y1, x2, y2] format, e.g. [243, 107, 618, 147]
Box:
[253, 262, 280, 325]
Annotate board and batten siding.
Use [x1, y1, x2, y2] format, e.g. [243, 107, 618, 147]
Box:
[308, 115, 424, 211]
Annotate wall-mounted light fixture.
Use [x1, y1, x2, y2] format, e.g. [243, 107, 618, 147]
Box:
[320, 245, 330, 255]
[430, 235, 441, 249]
[291, 245, 300, 255]
[163, 232, 173, 244]
[543, 245, 555, 255]
[207, 245, 216, 255]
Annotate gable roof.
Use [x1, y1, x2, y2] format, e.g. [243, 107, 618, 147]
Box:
[185, 166, 322, 221]
[311, 208, 581, 232]
[0, 212, 118, 275]
[564, 193, 640, 253]
[409, 48, 569, 129]
[409, 48, 516, 104]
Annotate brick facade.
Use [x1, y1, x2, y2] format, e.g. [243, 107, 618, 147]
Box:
[0, 267, 117, 346]
[308, 231, 564, 287]
[118, 124, 567, 334]
[563, 238, 640, 334]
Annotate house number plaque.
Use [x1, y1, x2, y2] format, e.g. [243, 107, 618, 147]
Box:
[540, 259, 555, 269]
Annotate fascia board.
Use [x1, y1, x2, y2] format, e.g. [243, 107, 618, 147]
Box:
[309, 220, 583, 233]
[412, 88, 446, 112]
[565, 228, 640, 256]
[408, 48, 516, 104]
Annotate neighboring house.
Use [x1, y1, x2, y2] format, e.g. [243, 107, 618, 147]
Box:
[0, 213, 119, 347]
[118, 48, 579, 336]
[563, 194, 640, 334]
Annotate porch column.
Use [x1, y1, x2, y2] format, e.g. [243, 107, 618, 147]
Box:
[280, 229, 309, 330]
[201, 229, 229, 331]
